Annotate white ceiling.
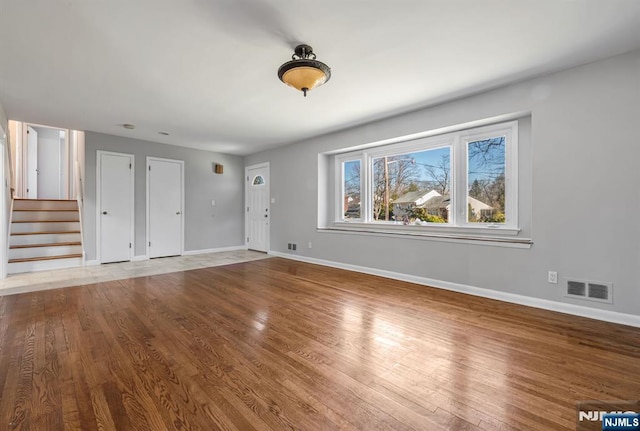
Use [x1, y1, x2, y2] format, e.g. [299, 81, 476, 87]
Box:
[1, 0, 640, 156]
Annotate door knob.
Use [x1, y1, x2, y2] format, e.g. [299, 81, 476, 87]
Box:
[102, 211, 107, 215]
[264, 214, 268, 218]
[176, 211, 181, 215]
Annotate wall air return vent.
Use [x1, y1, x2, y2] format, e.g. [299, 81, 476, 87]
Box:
[567, 280, 586, 297]
[564, 278, 613, 304]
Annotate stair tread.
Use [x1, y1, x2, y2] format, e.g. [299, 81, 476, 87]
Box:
[10, 242, 82, 249]
[9, 254, 83, 263]
[14, 199, 76, 202]
[12, 220, 80, 223]
[11, 230, 81, 236]
[14, 209, 78, 212]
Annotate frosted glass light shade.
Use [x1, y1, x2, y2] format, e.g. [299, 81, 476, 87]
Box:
[277, 44, 331, 97]
[281, 67, 328, 93]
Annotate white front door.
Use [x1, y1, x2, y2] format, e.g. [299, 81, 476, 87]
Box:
[26, 126, 38, 199]
[98, 151, 134, 263]
[147, 157, 183, 258]
[245, 163, 270, 252]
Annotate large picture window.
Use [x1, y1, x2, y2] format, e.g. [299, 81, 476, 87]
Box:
[335, 121, 518, 235]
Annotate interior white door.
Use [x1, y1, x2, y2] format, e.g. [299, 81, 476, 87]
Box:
[98, 152, 133, 263]
[148, 158, 183, 258]
[245, 163, 269, 252]
[36, 127, 62, 199]
[26, 126, 38, 198]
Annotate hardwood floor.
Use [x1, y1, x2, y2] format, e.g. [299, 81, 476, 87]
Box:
[0, 258, 638, 430]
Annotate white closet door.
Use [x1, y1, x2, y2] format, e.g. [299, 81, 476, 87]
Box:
[98, 151, 134, 263]
[148, 157, 183, 258]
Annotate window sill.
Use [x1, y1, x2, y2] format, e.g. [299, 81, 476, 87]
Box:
[320, 222, 532, 248]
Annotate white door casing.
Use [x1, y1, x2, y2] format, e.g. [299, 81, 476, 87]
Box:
[97, 151, 134, 263]
[245, 163, 270, 252]
[26, 126, 38, 199]
[147, 157, 184, 258]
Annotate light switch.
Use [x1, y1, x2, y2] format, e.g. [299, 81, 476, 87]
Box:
[271, 198, 276, 204]
[211, 200, 216, 206]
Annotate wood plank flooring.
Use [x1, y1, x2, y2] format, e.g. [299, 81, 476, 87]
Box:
[0, 257, 638, 430]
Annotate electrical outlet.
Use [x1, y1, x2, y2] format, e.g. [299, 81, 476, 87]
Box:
[292, 243, 297, 251]
[287, 243, 292, 250]
[308, 242, 312, 249]
[548, 271, 558, 284]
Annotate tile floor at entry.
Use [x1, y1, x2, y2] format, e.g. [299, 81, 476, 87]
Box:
[0, 249, 270, 296]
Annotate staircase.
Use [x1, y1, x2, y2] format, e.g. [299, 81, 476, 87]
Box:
[8, 199, 83, 274]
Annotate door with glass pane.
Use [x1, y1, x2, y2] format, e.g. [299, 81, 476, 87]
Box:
[245, 163, 270, 252]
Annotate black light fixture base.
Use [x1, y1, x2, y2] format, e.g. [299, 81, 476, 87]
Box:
[293, 44, 314, 59]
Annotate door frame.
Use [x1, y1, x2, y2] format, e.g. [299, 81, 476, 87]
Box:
[25, 126, 38, 198]
[244, 162, 270, 252]
[96, 150, 135, 263]
[21, 122, 71, 199]
[146, 156, 184, 258]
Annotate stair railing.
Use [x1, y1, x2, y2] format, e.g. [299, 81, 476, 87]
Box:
[74, 159, 86, 263]
[2, 129, 13, 278]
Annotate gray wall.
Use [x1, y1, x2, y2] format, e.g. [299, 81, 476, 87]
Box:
[245, 49, 640, 316]
[84, 133, 244, 260]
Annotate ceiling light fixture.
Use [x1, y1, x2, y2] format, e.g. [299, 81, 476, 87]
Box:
[277, 44, 331, 97]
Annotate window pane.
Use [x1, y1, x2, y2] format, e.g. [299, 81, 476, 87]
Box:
[372, 147, 450, 223]
[467, 137, 506, 223]
[343, 160, 360, 219]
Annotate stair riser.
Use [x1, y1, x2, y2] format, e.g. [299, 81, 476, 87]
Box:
[9, 245, 83, 260]
[8, 258, 83, 274]
[12, 211, 79, 222]
[11, 221, 80, 234]
[10, 233, 82, 246]
[13, 200, 78, 211]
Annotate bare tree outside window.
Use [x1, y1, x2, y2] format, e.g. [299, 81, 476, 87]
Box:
[420, 152, 450, 195]
[372, 156, 419, 220]
[468, 137, 506, 223]
[371, 147, 450, 221]
[343, 160, 361, 218]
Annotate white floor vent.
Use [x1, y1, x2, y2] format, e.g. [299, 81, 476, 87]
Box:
[564, 278, 613, 304]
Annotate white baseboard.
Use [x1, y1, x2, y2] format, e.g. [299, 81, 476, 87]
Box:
[182, 245, 247, 256]
[132, 255, 148, 261]
[269, 251, 640, 328]
[83, 259, 99, 266]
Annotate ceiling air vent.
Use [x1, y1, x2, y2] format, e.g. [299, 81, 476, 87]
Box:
[565, 278, 613, 304]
